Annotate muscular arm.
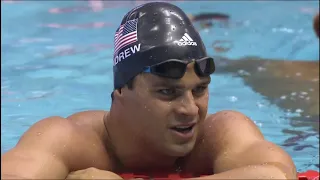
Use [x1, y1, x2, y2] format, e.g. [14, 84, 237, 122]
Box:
[1, 115, 106, 179]
[1, 117, 73, 179]
[195, 111, 297, 179]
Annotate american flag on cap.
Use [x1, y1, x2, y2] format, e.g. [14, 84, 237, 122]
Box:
[114, 19, 138, 54]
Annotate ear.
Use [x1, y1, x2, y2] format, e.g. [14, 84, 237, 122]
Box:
[113, 88, 125, 104]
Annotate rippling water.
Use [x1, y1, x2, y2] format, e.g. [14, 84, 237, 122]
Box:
[1, 0, 319, 171]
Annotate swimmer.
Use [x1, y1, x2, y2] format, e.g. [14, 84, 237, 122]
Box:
[211, 13, 319, 132]
[1, 2, 296, 179]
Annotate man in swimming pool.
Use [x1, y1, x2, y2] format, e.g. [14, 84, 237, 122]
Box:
[1, 2, 297, 179]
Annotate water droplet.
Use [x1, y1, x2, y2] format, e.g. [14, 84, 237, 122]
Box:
[37, 132, 42, 136]
[63, 144, 66, 148]
[268, 147, 274, 151]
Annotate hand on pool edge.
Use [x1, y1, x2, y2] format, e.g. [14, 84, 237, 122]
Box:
[66, 167, 123, 180]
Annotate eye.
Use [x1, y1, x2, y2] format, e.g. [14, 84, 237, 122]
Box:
[157, 88, 177, 96]
[192, 85, 208, 95]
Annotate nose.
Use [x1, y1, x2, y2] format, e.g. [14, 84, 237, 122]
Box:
[175, 91, 199, 118]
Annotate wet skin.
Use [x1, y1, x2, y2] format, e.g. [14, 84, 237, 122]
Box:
[1, 63, 296, 179]
[3, 10, 317, 180]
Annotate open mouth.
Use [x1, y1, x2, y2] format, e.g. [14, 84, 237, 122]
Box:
[170, 125, 194, 134]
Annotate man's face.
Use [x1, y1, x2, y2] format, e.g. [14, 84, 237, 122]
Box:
[120, 62, 210, 157]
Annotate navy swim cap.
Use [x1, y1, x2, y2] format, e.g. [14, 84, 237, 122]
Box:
[113, 2, 209, 89]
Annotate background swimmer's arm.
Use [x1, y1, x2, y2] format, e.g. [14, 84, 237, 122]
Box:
[193, 111, 297, 179]
[1, 116, 86, 179]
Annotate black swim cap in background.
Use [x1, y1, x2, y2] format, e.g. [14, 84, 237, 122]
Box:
[113, 2, 209, 90]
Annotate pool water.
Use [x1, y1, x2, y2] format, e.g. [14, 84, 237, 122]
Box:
[1, 0, 319, 172]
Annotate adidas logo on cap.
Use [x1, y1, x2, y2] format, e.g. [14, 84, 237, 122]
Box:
[174, 33, 198, 46]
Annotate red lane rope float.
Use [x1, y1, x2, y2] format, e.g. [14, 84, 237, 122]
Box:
[119, 170, 319, 180]
[298, 170, 319, 180]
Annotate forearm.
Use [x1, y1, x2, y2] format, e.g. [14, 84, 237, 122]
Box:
[1, 174, 29, 180]
[190, 164, 297, 180]
[66, 168, 123, 180]
[2, 148, 70, 180]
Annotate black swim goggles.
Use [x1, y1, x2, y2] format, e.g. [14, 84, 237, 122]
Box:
[142, 57, 215, 79]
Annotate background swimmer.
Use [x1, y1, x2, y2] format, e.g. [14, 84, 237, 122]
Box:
[188, 11, 319, 133]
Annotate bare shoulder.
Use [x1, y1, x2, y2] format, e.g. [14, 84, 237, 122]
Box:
[203, 111, 296, 176]
[205, 110, 262, 134]
[9, 111, 111, 171]
[67, 110, 108, 122]
[203, 110, 264, 151]
[67, 110, 108, 135]
[185, 110, 260, 173]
